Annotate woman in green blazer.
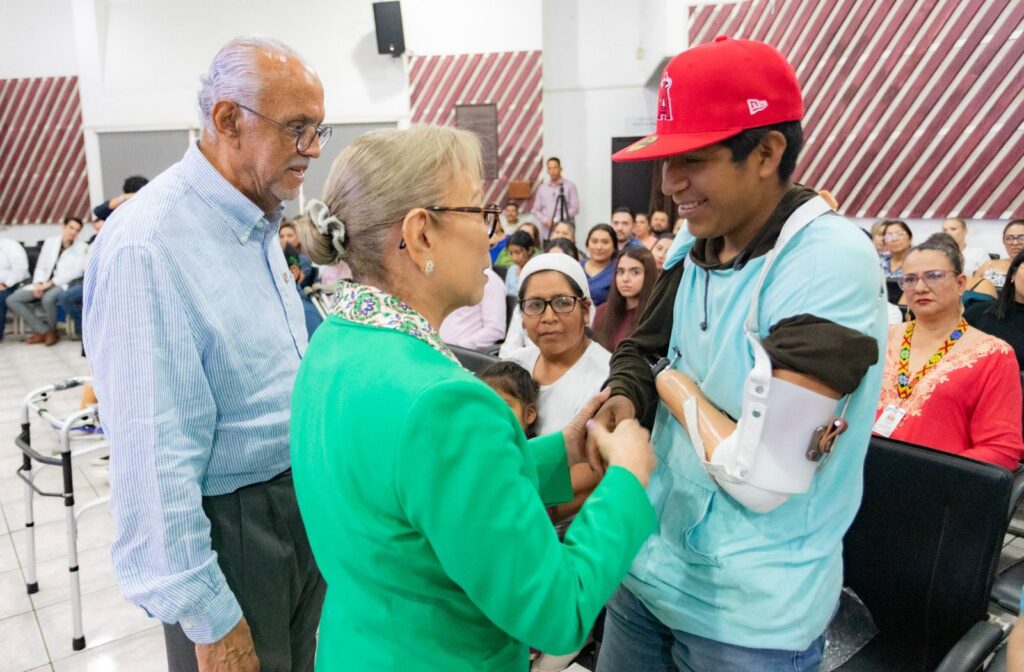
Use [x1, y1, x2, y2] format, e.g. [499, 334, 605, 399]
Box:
[290, 126, 655, 672]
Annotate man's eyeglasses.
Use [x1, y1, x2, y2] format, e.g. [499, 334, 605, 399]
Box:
[236, 103, 331, 153]
[520, 295, 582, 317]
[1003, 234, 1024, 244]
[897, 269, 956, 291]
[426, 204, 502, 238]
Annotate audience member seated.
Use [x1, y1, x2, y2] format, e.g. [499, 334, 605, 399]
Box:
[632, 211, 658, 250]
[544, 237, 581, 260]
[651, 233, 674, 272]
[59, 216, 107, 337]
[504, 253, 612, 526]
[6, 216, 86, 345]
[941, 216, 989, 277]
[504, 230, 537, 296]
[519, 221, 542, 250]
[478, 360, 539, 439]
[280, 220, 316, 288]
[965, 249, 1024, 370]
[281, 233, 322, 336]
[869, 219, 887, 254]
[874, 235, 1023, 470]
[611, 207, 643, 250]
[582, 223, 619, 305]
[593, 247, 657, 351]
[880, 219, 912, 280]
[0, 238, 30, 340]
[650, 209, 671, 234]
[504, 256, 611, 672]
[440, 267, 506, 350]
[967, 219, 1024, 299]
[550, 221, 576, 243]
[634, 212, 650, 239]
[92, 175, 149, 224]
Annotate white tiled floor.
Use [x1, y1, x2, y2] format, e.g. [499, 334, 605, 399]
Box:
[0, 338, 166, 672]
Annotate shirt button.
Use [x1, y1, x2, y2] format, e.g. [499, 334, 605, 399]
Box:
[282, 271, 289, 283]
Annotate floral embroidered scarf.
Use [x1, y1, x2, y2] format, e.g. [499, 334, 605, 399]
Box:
[331, 280, 460, 365]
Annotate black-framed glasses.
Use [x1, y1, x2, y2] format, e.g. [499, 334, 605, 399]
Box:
[1003, 234, 1024, 244]
[897, 269, 956, 291]
[425, 204, 502, 238]
[236, 103, 331, 152]
[398, 204, 503, 249]
[519, 295, 582, 317]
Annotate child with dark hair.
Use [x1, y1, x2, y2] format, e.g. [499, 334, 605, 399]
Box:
[478, 361, 540, 439]
[504, 230, 537, 295]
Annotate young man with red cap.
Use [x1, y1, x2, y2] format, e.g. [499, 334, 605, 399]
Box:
[590, 36, 886, 671]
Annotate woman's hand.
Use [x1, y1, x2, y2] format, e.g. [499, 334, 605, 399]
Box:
[586, 418, 655, 487]
[563, 388, 611, 467]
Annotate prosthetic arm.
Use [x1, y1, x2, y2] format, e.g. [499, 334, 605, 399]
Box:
[654, 346, 847, 513]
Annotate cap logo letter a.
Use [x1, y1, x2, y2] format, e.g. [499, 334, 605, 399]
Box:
[747, 99, 768, 115]
[657, 72, 674, 121]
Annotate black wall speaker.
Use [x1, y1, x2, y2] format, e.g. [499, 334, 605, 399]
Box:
[373, 2, 405, 57]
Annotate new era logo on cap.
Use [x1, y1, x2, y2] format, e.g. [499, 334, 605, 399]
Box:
[747, 99, 768, 115]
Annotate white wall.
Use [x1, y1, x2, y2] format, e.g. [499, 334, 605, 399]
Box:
[0, 0, 79, 79]
[542, 0, 685, 233]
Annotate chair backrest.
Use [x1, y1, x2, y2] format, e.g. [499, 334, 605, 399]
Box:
[448, 344, 500, 374]
[843, 436, 1012, 670]
[885, 278, 902, 304]
[22, 242, 42, 278]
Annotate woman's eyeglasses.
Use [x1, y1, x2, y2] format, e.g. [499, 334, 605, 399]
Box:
[883, 232, 909, 240]
[1003, 234, 1024, 244]
[398, 204, 503, 249]
[897, 269, 956, 291]
[425, 204, 502, 238]
[519, 295, 581, 316]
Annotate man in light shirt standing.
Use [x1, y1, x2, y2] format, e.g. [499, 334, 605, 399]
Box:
[532, 157, 580, 240]
[85, 36, 329, 672]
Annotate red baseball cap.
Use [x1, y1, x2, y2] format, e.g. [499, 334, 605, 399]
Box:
[612, 36, 803, 162]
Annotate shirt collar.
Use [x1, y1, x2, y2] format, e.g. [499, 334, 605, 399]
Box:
[180, 142, 285, 244]
[332, 280, 460, 365]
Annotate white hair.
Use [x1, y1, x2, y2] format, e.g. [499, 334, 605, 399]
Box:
[197, 36, 306, 134]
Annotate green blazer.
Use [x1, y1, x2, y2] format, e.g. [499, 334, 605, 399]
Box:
[290, 317, 655, 671]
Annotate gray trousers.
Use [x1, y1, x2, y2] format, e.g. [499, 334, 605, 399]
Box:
[6, 285, 64, 333]
[163, 470, 325, 672]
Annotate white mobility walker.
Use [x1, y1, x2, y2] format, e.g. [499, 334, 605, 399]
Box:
[14, 375, 110, 651]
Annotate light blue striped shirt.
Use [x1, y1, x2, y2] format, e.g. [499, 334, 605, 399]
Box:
[83, 142, 308, 644]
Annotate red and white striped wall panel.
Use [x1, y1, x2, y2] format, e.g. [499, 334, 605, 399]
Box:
[690, 0, 1024, 220]
[0, 76, 90, 225]
[409, 51, 543, 206]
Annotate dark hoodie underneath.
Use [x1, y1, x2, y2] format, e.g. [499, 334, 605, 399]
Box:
[607, 186, 879, 423]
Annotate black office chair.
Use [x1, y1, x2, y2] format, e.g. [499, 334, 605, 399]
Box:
[886, 278, 903, 305]
[836, 436, 1011, 671]
[448, 344, 500, 374]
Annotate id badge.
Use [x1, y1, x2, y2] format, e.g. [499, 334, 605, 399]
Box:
[872, 404, 906, 437]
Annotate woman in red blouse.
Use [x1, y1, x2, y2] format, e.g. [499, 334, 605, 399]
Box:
[875, 234, 1023, 470]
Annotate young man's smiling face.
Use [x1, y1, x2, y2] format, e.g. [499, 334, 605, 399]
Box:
[661, 135, 786, 249]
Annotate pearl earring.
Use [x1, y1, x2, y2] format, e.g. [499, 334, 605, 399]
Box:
[424, 260, 435, 276]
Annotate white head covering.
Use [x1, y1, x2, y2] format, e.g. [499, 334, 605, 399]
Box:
[517, 252, 596, 320]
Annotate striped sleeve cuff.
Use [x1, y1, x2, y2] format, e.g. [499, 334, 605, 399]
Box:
[177, 585, 244, 644]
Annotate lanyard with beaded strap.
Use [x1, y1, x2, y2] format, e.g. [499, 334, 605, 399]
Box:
[896, 318, 968, 399]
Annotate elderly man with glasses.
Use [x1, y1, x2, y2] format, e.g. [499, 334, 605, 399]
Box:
[84, 36, 328, 672]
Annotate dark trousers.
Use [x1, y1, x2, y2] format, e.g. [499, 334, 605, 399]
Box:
[163, 470, 326, 672]
[60, 281, 84, 333]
